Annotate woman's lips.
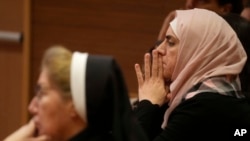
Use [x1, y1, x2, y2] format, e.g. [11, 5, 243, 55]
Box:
[33, 117, 41, 135]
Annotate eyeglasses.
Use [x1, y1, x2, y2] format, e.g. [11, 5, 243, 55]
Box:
[34, 84, 51, 100]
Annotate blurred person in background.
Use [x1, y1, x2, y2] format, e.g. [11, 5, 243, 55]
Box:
[241, 0, 250, 21]
[4, 46, 147, 141]
[158, 0, 243, 41]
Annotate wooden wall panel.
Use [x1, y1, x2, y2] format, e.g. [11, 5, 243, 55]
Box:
[0, 0, 23, 31]
[0, 42, 23, 140]
[0, 0, 27, 140]
[31, 0, 185, 97]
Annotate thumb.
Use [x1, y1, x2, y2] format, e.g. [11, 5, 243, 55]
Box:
[24, 119, 37, 136]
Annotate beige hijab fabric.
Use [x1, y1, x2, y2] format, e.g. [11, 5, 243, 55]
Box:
[162, 8, 247, 128]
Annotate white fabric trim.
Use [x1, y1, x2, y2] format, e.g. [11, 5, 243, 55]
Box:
[170, 18, 179, 39]
[70, 52, 88, 123]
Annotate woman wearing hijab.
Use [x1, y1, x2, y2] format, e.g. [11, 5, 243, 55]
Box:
[4, 46, 147, 141]
[134, 8, 250, 141]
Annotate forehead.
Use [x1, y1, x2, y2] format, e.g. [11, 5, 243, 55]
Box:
[167, 27, 174, 35]
[166, 26, 178, 40]
[37, 69, 52, 86]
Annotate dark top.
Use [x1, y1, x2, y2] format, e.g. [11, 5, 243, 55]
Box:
[69, 128, 113, 141]
[134, 93, 250, 141]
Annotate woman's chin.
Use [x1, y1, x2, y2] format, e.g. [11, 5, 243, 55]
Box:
[37, 128, 43, 136]
[163, 74, 172, 84]
[36, 126, 45, 136]
[164, 79, 172, 86]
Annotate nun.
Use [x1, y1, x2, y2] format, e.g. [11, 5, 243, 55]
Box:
[4, 46, 147, 141]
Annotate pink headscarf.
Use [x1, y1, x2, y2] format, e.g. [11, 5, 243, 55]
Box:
[162, 9, 247, 128]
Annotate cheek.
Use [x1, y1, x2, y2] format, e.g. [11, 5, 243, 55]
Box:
[38, 99, 57, 133]
[163, 52, 177, 80]
[163, 60, 174, 78]
[38, 96, 68, 136]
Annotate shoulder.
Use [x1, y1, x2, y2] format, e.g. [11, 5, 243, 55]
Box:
[175, 92, 250, 115]
[170, 92, 250, 130]
[164, 93, 250, 140]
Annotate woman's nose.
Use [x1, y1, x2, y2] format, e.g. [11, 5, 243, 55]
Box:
[28, 97, 38, 115]
[156, 42, 166, 55]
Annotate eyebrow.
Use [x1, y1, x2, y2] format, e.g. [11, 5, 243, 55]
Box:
[166, 35, 173, 41]
[35, 83, 48, 91]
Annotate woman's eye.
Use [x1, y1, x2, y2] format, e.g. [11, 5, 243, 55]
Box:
[167, 41, 175, 46]
[35, 86, 48, 99]
[36, 90, 45, 99]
